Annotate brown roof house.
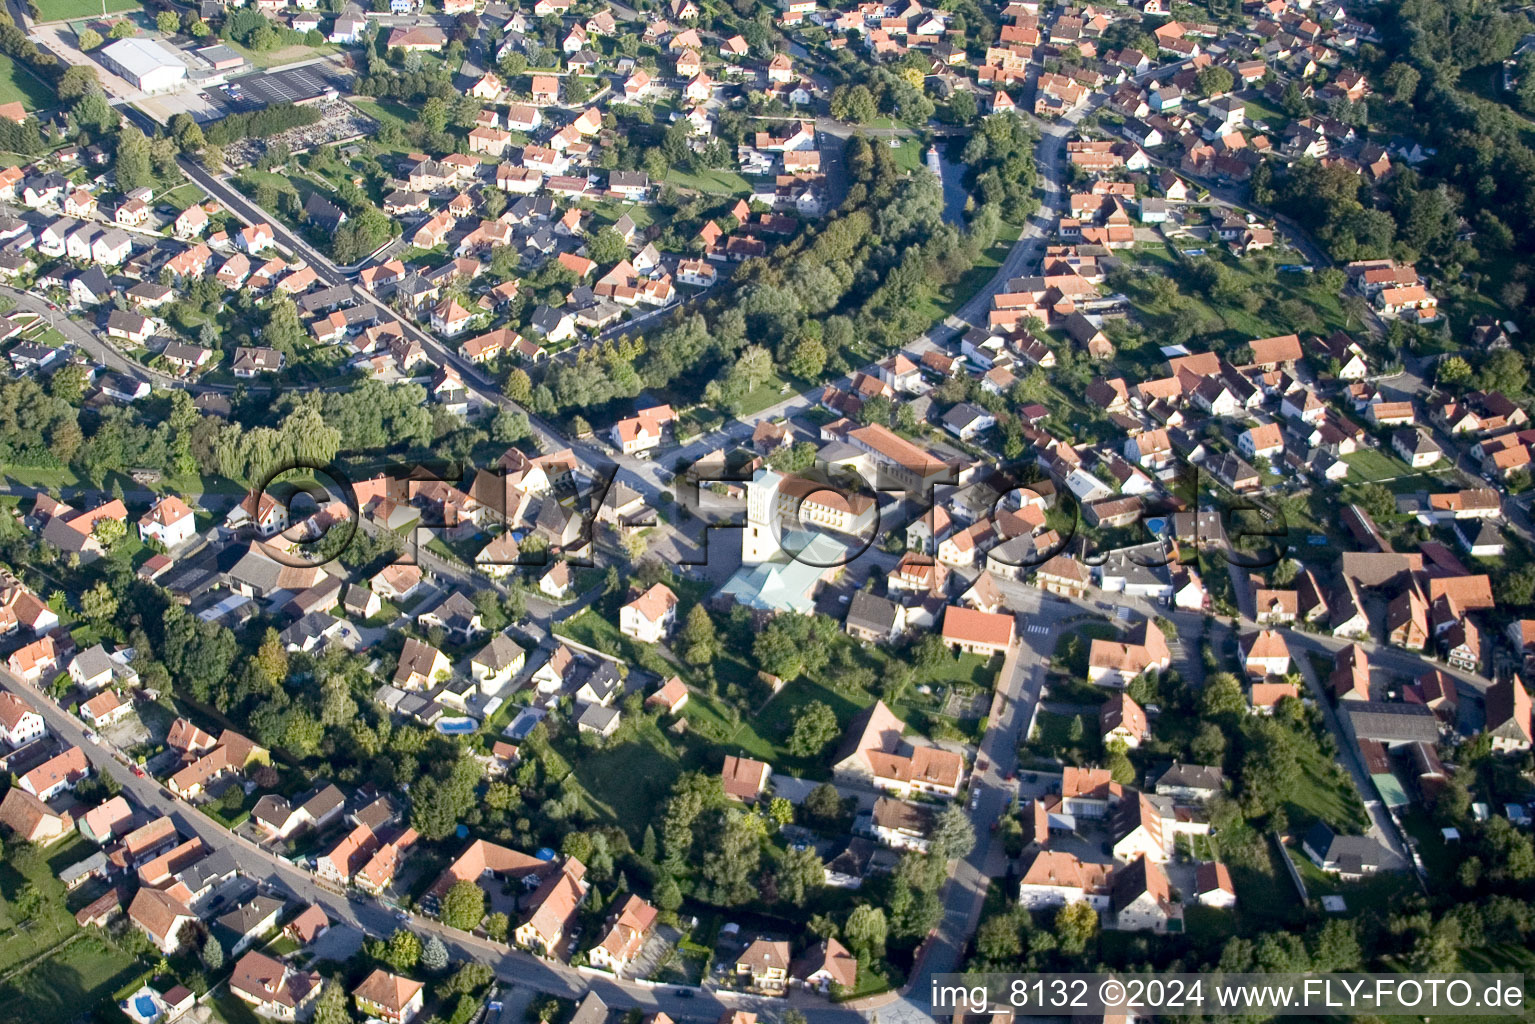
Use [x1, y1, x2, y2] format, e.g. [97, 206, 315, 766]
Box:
[830, 700, 965, 798]
[735, 938, 791, 993]
[229, 951, 322, 1020]
[512, 857, 588, 956]
[721, 755, 772, 802]
[0, 787, 73, 844]
[129, 886, 198, 954]
[354, 969, 425, 1024]
[791, 937, 857, 994]
[585, 894, 657, 977]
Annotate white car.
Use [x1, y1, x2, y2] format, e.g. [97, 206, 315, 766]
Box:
[83, 730, 99, 745]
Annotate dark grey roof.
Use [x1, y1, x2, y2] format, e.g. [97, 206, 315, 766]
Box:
[181, 847, 239, 893]
[1303, 821, 1385, 873]
[569, 991, 609, 1024]
[298, 283, 355, 314]
[1154, 762, 1225, 792]
[846, 591, 899, 635]
[576, 702, 620, 731]
[71, 644, 114, 680]
[1344, 701, 1439, 744]
[215, 893, 283, 936]
[473, 632, 525, 671]
[300, 784, 345, 821]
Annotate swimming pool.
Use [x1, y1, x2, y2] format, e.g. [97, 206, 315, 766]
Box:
[133, 995, 159, 1022]
[1145, 516, 1167, 535]
[436, 717, 478, 734]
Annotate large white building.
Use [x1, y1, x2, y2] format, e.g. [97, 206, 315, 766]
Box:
[100, 38, 188, 93]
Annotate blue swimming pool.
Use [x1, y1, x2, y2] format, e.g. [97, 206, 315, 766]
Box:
[133, 995, 158, 1021]
[1145, 516, 1167, 535]
[436, 717, 477, 734]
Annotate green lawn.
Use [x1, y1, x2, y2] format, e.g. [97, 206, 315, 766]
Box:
[0, 840, 92, 972]
[0, 935, 141, 1024]
[1281, 734, 1370, 834]
[0, 837, 146, 1024]
[1122, 243, 1355, 356]
[910, 221, 1024, 327]
[33, 0, 137, 21]
[662, 166, 752, 195]
[887, 137, 923, 173]
[0, 54, 57, 111]
[223, 40, 341, 69]
[1342, 448, 1415, 483]
[561, 715, 692, 839]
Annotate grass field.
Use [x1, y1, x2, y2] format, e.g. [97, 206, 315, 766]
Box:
[1281, 733, 1370, 833]
[0, 935, 141, 1024]
[1121, 243, 1356, 359]
[33, 0, 137, 21]
[0, 838, 145, 1024]
[662, 166, 752, 195]
[224, 40, 340, 69]
[0, 54, 57, 111]
[562, 715, 690, 838]
[910, 222, 1024, 327]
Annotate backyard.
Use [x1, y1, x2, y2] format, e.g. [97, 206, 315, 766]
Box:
[0, 838, 145, 1024]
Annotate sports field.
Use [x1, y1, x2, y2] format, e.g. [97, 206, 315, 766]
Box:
[33, 0, 137, 22]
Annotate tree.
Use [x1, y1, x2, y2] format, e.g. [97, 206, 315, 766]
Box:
[76, 27, 102, 50]
[484, 912, 509, 941]
[381, 928, 422, 972]
[1383, 62, 1420, 104]
[1479, 349, 1529, 396]
[1105, 742, 1135, 784]
[949, 89, 978, 123]
[116, 127, 155, 192]
[491, 408, 531, 443]
[830, 83, 878, 123]
[1055, 900, 1097, 954]
[653, 874, 683, 913]
[1357, 483, 1396, 521]
[110, 19, 135, 37]
[1196, 66, 1234, 96]
[1439, 355, 1472, 387]
[932, 803, 975, 861]
[1191, 722, 1227, 765]
[157, 10, 180, 33]
[1202, 673, 1247, 716]
[975, 911, 1023, 961]
[787, 335, 826, 380]
[776, 844, 824, 906]
[58, 65, 97, 101]
[680, 604, 717, 666]
[1497, 564, 1535, 607]
[700, 810, 761, 905]
[80, 581, 118, 622]
[202, 935, 225, 971]
[445, 962, 494, 996]
[420, 934, 450, 971]
[312, 981, 351, 1024]
[788, 700, 839, 757]
[72, 89, 117, 133]
[804, 783, 844, 824]
[585, 228, 627, 266]
[843, 904, 887, 962]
